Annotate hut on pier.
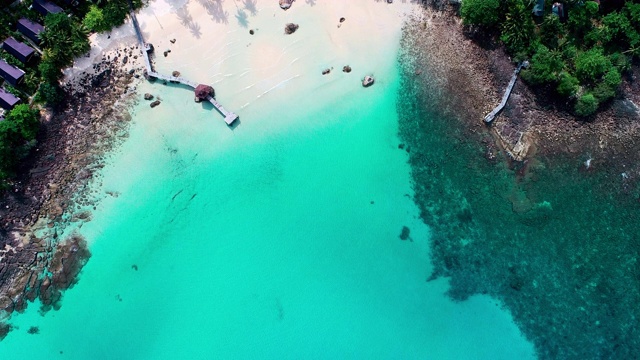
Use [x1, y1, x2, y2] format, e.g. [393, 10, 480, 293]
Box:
[194, 84, 215, 103]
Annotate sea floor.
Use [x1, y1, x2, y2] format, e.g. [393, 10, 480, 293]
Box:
[0, 1, 534, 358]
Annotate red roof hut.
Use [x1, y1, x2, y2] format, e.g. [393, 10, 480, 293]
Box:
[194, 84, 214, 102]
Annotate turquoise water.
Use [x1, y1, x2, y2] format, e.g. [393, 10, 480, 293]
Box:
[1, 67, 534, 359]
[0, 3, 536, 357]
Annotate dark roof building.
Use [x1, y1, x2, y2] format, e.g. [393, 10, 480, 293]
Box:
[533, 0, 545, 16]
[17, 18, 45, 45]
[32, 0, 63, 16]
[2, 37, 36, 64]
[0, 60, 25, 86]
[0, 88, 21, 110]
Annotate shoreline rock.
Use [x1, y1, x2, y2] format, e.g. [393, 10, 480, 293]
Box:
[279, 0, 294, 10]
[0, 44, 141, 340]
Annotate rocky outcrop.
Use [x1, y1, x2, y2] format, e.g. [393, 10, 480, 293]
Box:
[362, 75, 374, 87]
[0, 47, 138, 341]
[279, 0, 294, 10]
[285, 23, 299, 34]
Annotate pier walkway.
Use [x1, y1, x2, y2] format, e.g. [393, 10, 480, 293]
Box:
[484, 61, 528, 124]
[128, 9, 238, 126]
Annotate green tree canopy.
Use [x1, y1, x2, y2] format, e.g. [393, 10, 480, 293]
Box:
[522, 45, 564, 85]
[40, 13, 90, 67]
[4, 104, 40, 141]
[500, 0, 535, 55]
[460, 0, 501, 27]
[84, 5, 107, 32]
[574, 47, 612, 83]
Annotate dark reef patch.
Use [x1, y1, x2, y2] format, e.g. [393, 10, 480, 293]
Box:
[398, 19, 640, 360]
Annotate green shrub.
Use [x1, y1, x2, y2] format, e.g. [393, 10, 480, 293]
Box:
[575, 93, 599, 116]
[37, 82, 64, 106]
[460, 0, 501, 27]
[540, 14, 564, 49]
[574, 48, 611, 83]
[103, 1, 129, 29]
[556, 71, 579, 97]
[39, 57, 62, 82]
[522, 45, 564, 85]
[84, 5, 107, 32]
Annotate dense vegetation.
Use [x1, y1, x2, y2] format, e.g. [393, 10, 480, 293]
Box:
[0, 105, 39, 183]
[460, 0, 640, 117]
[0, 0, 144, 188]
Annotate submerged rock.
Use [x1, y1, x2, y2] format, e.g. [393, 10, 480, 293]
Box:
[343, 65, 352, 73]
[284, 23, 299, 35]
[322, 68, 331, 75]
[362, 75, 375, 87]
[150, 100, 161, 108]
[144, 93, 154, 100]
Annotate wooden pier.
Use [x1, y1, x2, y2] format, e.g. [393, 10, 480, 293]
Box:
[129, 9, 238, 126]
[484, 61, 528, 124]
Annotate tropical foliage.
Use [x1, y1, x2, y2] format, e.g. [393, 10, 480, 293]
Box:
[460, 0, 640, 117]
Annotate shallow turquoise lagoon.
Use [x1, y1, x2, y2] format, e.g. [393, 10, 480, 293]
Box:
[0, 55, 534, 359]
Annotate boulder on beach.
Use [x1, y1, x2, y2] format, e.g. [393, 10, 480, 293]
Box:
[279, 0, 294, 10]
[285, 23, 299, 34]
[172, 70, 181, 77]
[362, 75, 375, 87]
[194, 84, 215, 102]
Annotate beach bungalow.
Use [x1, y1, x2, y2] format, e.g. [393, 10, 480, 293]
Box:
[0, 60, 25, 86]
[552, 2, 566, 20]
[0, 88, 21, 111]
[17, 18, 45, 45]
[2, 37, 36, 64]
[32, 0, 63, 16]
[533, 0, 545, 16]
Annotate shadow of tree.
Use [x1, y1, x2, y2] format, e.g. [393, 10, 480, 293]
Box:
[242, 0, 258, 15]
[235, 9, 249, 28]
[196, 0, 229, 24]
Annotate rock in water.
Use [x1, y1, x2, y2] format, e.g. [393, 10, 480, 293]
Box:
[362, 75, 375, 87]
[279, 0, 294, 10]
[342, 65, 352, 73]
[150, 100, 161, 108]
[144, 93, 154, 100]
[322, 68, 331, 75]
[284, 23, 299, 35]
